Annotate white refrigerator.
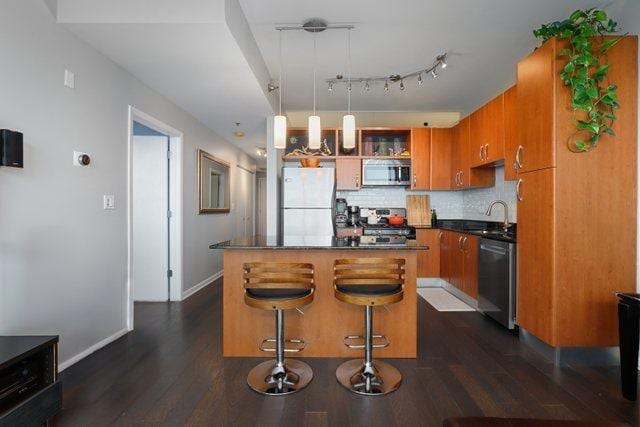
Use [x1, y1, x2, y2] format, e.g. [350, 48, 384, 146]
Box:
[282, 167, 335, 237]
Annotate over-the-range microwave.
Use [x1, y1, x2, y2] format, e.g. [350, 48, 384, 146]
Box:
[361, 159, 411, 187]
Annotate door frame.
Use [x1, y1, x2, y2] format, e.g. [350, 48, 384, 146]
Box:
[127, 106, 183, 331]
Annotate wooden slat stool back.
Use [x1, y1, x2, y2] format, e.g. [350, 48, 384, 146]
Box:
[243, 262, 315, 395]
[334, 257, 405, 395]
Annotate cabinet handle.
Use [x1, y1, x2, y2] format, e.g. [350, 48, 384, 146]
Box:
[484, 144, 489, 160]
[355, 174, 360, 187]
[515, 145, 523, 170]
[459, 170, 464, 186]
[516, 178, 523, 201]
[413, 174, 417, 185]
[458, 235, 464, 250]
[479, 145, 484, 160]
[462, 236, 468, 250]
[438, 231, 443, 244]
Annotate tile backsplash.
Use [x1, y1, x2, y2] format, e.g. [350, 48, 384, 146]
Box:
[336, 166, 517, 222]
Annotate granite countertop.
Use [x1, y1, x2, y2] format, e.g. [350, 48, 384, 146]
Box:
[413, 219, 517, 243]
[210, 235, 429, 250]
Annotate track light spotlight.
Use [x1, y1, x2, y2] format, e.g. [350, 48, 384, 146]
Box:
[364, 80, 370, 91]
[384, 80, 389, 91]
[417, 73, 423, 85]
[431, 69, 439, 78]
[328, 82, 333, 91]
[399, 80, 405, 90]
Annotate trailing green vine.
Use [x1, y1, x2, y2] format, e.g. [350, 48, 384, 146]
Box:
[533, 8, 624, 152]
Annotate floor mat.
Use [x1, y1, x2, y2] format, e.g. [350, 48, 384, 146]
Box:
[417, 288, 475, 312]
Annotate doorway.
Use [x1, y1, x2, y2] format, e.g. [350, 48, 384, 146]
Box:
[127, 107, 183, 330]
[256, 171, 266, 236]
[235, 165, 255, 238]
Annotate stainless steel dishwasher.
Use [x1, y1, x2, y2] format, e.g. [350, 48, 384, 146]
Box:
[477, 238, 517, 329]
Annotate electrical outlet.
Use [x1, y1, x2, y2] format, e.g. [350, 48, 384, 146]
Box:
[103, 195, 115, 210]
[64, 69, 75, 89]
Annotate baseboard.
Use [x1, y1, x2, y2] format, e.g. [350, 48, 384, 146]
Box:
[418, 277, 445, 288]
[58, 327, 129, 372]
[182, 270, 223, 300]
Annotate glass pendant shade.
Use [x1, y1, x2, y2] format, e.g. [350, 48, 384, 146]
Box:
[342, 114, 356, 149]
[273, 115, 287, 149]
[308, 115, 321, 149]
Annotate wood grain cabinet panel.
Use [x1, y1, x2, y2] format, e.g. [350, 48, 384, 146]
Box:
[453, 117, 495, 189]
[462, 234, 479, 299]
[469, 108, 486, 168]
[410, 128, 431, 190]
[482, 93, 505, 164]
[416, 229, 440, 278]
[336, 158, 361, 190]
[430, 128, 453, 190]
[439, 230, 452, 284]
[503, 85, 519, 181]
[516, 39, 556, 173]
[516, 36, 637, 348]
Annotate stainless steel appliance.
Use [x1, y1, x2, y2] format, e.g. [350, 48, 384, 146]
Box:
[282, 167, 336, 237]
[335, 198, 348, 226]
[477, 238, 517, 329]
[360, 208, 415, 244]
[362, 159, 411, 186]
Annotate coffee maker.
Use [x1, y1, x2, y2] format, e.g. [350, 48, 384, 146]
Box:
[335, 198, 348, 226]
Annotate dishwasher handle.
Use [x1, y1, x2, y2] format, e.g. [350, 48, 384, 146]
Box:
[480, 243, 509, 256]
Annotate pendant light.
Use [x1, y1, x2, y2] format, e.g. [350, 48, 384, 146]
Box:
[308, 31, 321, 149]
[273, 30, 287, 149]
[342, 28, 356, 150]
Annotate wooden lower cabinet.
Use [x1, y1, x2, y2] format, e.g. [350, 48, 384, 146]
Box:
[416, 229, 440, 278]
[438, 230, 478, 299]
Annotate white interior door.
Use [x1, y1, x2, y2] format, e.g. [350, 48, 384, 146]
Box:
[257, 176, 267, 236]
[132, 135, 169, 301]
[235, 167, 255, 238]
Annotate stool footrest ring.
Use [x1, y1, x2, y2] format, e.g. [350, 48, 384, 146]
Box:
[259, 338, 306, 353]
[343, 334, 390, 349]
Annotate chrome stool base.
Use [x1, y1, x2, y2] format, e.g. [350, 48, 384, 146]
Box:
[247, 359, 313, 395]
[336, 359, 402, 395]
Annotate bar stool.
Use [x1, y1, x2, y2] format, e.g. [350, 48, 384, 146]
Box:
[333, 257, 405, 395]
[243, 262, 315, 395]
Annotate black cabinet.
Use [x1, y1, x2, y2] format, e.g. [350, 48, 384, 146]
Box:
[0, 336, 60, 426]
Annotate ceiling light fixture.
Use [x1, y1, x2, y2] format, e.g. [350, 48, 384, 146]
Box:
[308, 30, 321, 149]
[328, 82, 333, 91]
[234, 122, 245, 138]
[273, 29, 287, 149]
[342, 28, 356, 150]
[326, 52, 448, 92]
[256, 147, 267, 157]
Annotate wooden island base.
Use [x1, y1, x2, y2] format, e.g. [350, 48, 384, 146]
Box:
[222, 249, 417, 358]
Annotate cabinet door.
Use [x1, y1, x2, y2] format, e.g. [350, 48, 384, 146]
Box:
[450, 123, 463, 188]
[410, 128, 431, 190]
[336, 158, 361, 190]
[439, 230, 451, 283]
[450, 232, 465, 290]
[430, 128, 452, 190]
[416, 229, 440, 278]
[469, 108, 485, 168]
[516, 39, 555, 173]
[462, 234, 479, 299]
[516, 168, 555, 345]
[483, 93, 505, 164]
[503, 85, 519, 181]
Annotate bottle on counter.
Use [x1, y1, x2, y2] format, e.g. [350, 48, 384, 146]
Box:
[431, 209, 437, 227]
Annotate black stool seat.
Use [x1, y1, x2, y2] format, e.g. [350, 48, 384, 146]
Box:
[247, 289, 313, 300]
[336, 284, 401, 296]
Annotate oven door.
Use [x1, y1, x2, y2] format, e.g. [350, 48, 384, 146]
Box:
[362, 159, 411, 186]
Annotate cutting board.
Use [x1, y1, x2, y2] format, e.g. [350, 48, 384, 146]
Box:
[406, 195, 431, 227]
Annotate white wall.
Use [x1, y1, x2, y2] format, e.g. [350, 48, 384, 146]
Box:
[0, 0, 255, 367]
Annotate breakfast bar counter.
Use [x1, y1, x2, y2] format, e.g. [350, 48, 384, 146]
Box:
[210, 236, 428, 358]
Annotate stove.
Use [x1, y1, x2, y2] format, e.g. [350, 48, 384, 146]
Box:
[360, 208, 415, 242]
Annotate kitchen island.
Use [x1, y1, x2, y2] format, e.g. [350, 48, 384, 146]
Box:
[209, 236, 428, 358]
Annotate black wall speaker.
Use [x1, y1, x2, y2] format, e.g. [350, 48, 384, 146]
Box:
[0, 129, 23, 168]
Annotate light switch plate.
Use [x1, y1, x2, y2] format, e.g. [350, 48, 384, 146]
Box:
[103, 195, 115, 210]
[64, 69, 75, 89]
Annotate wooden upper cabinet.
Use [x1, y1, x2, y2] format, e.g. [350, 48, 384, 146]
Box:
[336, 158, 361, 190]
[454, 116, 495, 189]
[516, 39, 556, 173]
[469, 108, 485, 167]
[430, 128, 453, 190]
[410, 128, 431, 190]
[416, 229, 440, 278]
[503, 85, 519, 181]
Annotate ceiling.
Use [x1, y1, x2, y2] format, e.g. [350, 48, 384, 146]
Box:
[49, 0, 633, 163]
[239, 0, 628, 116]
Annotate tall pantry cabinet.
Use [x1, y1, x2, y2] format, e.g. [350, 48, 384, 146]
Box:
[515, 36, 638, 347]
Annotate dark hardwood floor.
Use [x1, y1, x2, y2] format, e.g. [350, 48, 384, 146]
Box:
[54, 279, 639, 426]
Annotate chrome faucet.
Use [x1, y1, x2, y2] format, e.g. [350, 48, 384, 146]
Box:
[485, 200, 510, 232]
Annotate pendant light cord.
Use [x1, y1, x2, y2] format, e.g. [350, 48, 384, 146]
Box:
[347, 28, 351, 115]
[313, 31, 317, 116]
[278, 29, 283, 116]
